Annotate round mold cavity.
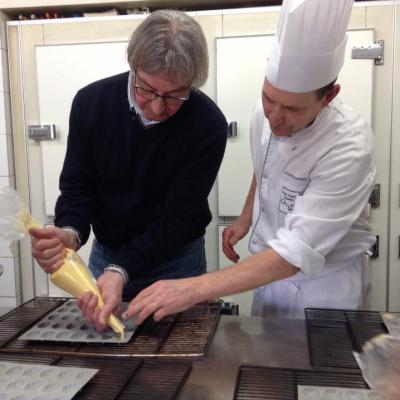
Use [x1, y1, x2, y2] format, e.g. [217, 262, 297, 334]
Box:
[66, 323, 76, 330]
[40, 368, 58, 379]
[24, 381, 43, 391]
[345, 391, 363, 400]
[85, 333, 99, 340]
[22, 367, 40, 377]
[75, 371, 89, 379]
[51, 323, 61, 329]
[26, 330, 41, 338]
[41, 331, 56, 339]
[62, 383, 78, 392]
[57, 370, 75, 379]
[9, 395, 27, 400]
[100, 331, 115, 341]
[70, 307, 79, 313]
[321, 388, 337, 400]
[56, 331, 70, 340]
[367, 392, 385, 399]
[43, 382, 61, 392]
[70, 332, 85, 340]
[61, 315, 70, 321]
[6, 379, 25, 389]
[80, 324, 90, 331]
[37, 322, 49, 329]
[6, 366, 24, 375]
[47, 315, 56, 320]
[300, 387, 317, 399]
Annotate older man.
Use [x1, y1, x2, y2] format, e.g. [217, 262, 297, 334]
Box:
[29, 10, 227, 330]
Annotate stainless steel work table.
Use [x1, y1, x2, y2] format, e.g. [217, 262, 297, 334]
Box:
[0, 304, 312, 399]
[178, 315, 311, 400]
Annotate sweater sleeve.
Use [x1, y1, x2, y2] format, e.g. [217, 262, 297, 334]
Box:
[54, 90, 96, 244]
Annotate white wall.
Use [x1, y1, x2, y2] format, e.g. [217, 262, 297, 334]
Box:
[0, 11, 21, 307]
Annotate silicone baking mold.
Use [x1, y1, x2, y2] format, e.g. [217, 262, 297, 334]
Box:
[19, 299, 135, 343]
[298, 385, 386, 400]
[0, 361, 97, 400]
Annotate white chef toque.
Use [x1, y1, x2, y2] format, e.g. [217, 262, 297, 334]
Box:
[266, 0, 354, 93]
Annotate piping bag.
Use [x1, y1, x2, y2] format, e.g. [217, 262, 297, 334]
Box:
[0, 187, 125, 338]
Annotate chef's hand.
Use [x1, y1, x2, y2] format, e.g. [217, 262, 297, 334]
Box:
[77, 271, 124, 332]
[29, 226, 77, 273]
[222, 218, 250, 263]
[122, 278, 201, 326]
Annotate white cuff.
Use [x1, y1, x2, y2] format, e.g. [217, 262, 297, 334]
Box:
[104, 264, 129, 285]
[268, 228, 325, 277]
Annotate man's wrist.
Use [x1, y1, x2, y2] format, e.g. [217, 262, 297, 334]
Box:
[104, 264, 129, 285]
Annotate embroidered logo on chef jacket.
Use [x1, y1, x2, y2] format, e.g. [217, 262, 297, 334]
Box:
[279, 186, 302, 214]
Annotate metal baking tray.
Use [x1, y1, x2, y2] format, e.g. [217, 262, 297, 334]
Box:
[233, 365, 369, 400]
[0, 297, 221, 359]
[305, 308, 387, 369]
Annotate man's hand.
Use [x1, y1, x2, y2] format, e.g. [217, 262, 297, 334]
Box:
[222, 218, 251, 262]
[29, 226, 77, 273]
[122, 277, 201, 326]
[77, 271, 124, 332]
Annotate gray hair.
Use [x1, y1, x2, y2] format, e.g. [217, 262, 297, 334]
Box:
[127, 10, 208, 88]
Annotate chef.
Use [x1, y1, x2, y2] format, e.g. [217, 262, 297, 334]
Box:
[122, 0, 377, 325]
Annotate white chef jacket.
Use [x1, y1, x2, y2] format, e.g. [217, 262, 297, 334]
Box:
[249, 98, 376, 318]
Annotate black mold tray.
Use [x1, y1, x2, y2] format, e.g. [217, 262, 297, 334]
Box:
[305, 308, 387, 369]
[233, 365, 369, 400]
[0, 297, 221, 359]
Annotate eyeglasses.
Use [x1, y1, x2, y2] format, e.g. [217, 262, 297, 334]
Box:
[133, 82, 190, 107]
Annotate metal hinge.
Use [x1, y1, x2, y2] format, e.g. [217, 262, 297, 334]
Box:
[227, 121, 237, 137]
[28, 124, 56, 141]
[351, 40, 384, 65]
[370, 235, 379, 259]
[369, 183, 380, 208]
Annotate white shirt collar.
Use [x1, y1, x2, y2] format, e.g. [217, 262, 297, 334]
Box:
[127, 71, 162, 127]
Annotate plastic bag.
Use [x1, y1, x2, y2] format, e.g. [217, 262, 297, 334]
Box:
[355, 334, 400, 400]
[0, 186, 40, 241]
[0, 186, 125, 338]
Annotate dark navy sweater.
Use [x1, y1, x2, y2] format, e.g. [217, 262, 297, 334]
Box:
[55, 71, 227, 281]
